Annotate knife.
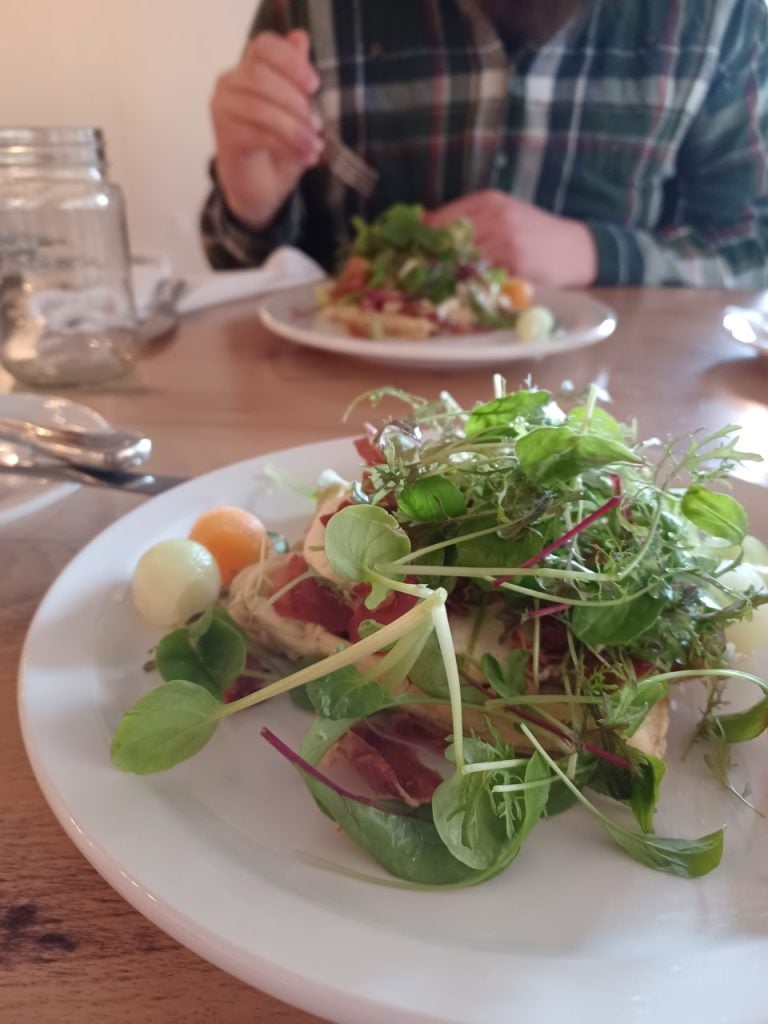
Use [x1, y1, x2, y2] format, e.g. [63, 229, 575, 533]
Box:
[0, 461, 187, 496]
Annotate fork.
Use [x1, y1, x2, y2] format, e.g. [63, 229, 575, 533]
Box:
[321, 122, 379, 199]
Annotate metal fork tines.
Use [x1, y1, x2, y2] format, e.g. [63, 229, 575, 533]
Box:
[322, 127, 379, 199]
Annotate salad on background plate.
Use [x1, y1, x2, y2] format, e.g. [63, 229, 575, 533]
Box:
[112, 379, 768, 889]
[316, 204, 556, 343]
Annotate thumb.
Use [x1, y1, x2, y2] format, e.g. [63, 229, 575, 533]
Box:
[286, 28, 310, 61]
[286, 29, 319, 91]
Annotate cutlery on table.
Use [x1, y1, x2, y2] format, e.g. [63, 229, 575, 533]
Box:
[0, 417, 152, 471]
[0, 455, 185, 496]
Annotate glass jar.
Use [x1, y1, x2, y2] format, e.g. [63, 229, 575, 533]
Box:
[0, 126, 139, 387]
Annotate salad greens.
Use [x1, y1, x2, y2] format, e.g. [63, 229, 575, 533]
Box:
[320, 204, 555, 339]
[111, 379, 768, 887]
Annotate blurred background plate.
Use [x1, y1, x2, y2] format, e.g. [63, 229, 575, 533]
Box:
[259, 284, 617, 370]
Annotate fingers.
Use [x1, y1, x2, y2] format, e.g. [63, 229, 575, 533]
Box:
[212, 30, 323, 165]
[245, 30, 319, 94]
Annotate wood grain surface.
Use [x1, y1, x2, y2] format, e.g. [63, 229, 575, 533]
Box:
[2, 287, 767, 1023]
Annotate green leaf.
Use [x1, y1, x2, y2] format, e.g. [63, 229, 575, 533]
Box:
[545, 756, 596, 816]
[629, 753, 667, 833]
[454, 515, 546, 572]
[516, 426, 638, 485]
[325, 504, 410, 584]
[432, 769, 511, 869]
[298, 713, 486, 886]
[711, 696, 768, 743]
[398, 475, 467, 522]
[602, 678, 670, 736]
[520, 751, 553, 836]
[681, 485, 747, 544]
[465, 391, 552, 438]
[602, 820, 724, 878]
[155, 607, 247, 698]
[306, 664, 391, 720]
[571, 593, 663, 646]
[481, 650, 528, 698]
[110, 680, 221, 774]
[566, 406, 626, 440]
[407, 632, 485, 704]
[303, 774, 486, 885]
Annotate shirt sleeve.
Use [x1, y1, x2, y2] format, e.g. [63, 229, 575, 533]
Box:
[588, 0, 768, 288]
[199, 0, 311, 270]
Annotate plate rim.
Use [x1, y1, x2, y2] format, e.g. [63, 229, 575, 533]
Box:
[259, 283, 617, 367]
[17, 437, 768, 1024]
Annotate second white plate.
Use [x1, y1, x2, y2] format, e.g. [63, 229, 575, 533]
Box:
[259, 284, 617, 369]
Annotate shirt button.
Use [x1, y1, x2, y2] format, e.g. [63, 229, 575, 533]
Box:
[494, 152, 508, 169]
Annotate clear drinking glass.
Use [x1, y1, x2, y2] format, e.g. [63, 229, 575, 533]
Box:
[0, 126, 139, 387]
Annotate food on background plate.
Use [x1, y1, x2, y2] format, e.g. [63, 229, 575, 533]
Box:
[316, 204, 556, 342]
[113, 381, 768, 888]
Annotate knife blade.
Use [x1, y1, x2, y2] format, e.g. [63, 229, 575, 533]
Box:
[0, 461, 187, 496]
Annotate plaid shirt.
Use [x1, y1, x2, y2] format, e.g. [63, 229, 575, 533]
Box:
[201, 0, 768, 288]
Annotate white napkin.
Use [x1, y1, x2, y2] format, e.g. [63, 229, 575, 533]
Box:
[130, 247, 326, 318]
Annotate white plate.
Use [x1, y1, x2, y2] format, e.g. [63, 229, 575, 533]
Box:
[0, 393, 108, 526]
[259, 284, 617, 369]
[19, 439, 768, 1024]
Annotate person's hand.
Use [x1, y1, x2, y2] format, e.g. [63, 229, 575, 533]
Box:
[210, 29, 323, 230]
[425, 190, 597, 287]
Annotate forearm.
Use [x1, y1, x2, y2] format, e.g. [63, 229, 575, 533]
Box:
[588, 217, 768, 289]
[200, 169, 305, 270]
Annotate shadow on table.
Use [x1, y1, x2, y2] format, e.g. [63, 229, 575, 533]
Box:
[700, 353, 768, 404]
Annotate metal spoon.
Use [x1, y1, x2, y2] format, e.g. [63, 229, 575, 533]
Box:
[0, 416, 151, 471]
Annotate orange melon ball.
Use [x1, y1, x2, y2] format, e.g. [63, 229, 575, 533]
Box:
[501, 276, 534, 310]
[188, 506, 269, 587]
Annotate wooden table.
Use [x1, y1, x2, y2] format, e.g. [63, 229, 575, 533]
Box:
[2, 287, 767, 1023]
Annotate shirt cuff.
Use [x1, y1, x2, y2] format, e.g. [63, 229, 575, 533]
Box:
[587, 222, 646, 286]
[200, 169, 304, 270]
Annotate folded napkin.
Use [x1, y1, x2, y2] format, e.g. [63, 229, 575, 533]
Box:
[130, 247, 326, 319]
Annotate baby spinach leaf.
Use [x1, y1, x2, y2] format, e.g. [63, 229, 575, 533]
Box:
[628, 752, 666, 833]
[303, 774, 486, 885]
[432, 769, 511, 869]
[325, 504, 410, 585]
[710, 695, 768, 743]
[155, 607, 247, 698]
[571, 593, 663, 647]
[408, 632, 485, 704]
[398, 475, 466, 522]
[524, 722, 723, 879]
[602, 820, 724, 878]
[466, 390, 552, 438]
[454, 515, 545, 571]
[546, 756, 596, 816]
[481, 650, 528, 699]
[110, 680, 221, 774]
[516, 426, 638, 485]
[681, 485, 747, 544]
[306, 664, 391, 720]
[519, 751, 553, 836]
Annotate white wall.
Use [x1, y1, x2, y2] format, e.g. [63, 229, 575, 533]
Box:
[0, 0, 260, 273]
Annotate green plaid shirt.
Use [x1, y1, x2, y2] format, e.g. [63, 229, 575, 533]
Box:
[202, 0, 768, 288]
